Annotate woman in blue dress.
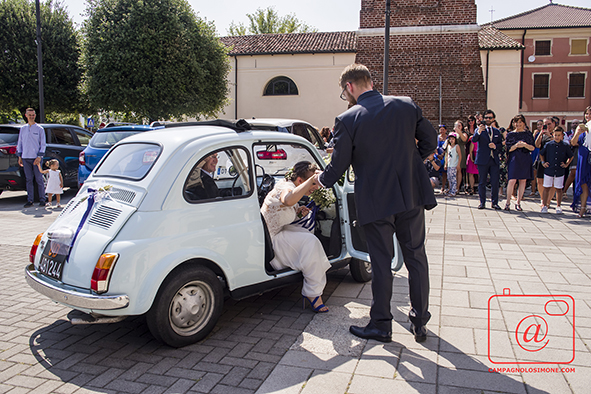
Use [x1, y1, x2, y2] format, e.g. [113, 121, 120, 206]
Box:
[504, 115, 535, 211]
[571, 106, 591, 217]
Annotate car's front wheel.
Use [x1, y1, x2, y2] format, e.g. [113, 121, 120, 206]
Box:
[349, 258, 372, 282]
[147, 265, 223, 348]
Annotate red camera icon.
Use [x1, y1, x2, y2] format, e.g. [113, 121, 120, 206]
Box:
[488, 288, 575, 364]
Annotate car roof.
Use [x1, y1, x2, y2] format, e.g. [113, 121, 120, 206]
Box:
[95, 125, 158, 132]
[245, 118, 312, 128]
[122, 123, 313, 150]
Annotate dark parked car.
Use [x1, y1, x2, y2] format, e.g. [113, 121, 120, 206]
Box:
[78, 125, 161, 186]
[0, 124, 93, 196]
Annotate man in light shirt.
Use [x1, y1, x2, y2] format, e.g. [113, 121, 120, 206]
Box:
[17, 108, 47, 207]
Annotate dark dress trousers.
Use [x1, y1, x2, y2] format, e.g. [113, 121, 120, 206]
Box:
[472, 126, 503, 205]
[320, 90, 437, 332]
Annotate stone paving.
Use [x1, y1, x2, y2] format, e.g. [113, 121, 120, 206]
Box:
[1, 189, 591, 394]
[256, 192, 591, 394]
[0, 190, 346, 394]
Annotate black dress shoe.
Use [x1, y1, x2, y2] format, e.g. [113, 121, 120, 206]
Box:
[410, 323, 427, 342]
[492, 204, 502, 210]
[350, 324, 392, 343]
[477, 203, 485, 209]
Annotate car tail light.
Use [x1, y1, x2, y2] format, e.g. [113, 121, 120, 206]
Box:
[0, 145, 17, 155]
[91, 253, 119, 293]
[79, 151, 85, 166]
[256, 149, 287, 160]
[8, 180, 18, 185]
[29, 233, 43, 263]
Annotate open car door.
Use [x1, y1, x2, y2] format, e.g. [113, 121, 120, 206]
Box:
[340, 167, 404, 282]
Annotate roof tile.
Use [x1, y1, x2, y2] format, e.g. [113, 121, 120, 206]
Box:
[220, 31, 357, 55]
[478, 25, 524, 50]
[486, 3, 591, 29]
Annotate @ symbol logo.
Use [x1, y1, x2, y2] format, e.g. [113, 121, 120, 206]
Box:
[515, 315, 549, 352]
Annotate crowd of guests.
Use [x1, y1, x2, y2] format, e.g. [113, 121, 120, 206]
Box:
[425, 106, 591, 217]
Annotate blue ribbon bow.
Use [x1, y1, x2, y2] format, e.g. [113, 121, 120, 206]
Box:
[68, 188, 97, 255]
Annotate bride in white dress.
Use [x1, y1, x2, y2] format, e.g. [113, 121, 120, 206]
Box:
[261, 161, 331, 312]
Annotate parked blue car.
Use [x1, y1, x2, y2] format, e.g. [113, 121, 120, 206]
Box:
[78, 125, 160, 186]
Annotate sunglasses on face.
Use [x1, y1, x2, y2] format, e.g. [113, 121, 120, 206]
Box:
[484, 116, 494, 119]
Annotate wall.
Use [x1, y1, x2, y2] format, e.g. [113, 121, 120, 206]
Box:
[502, 27, 591, 126]
[480, 49, 522, 129]
[222, 52, 356, 129]
[356, 0, 487, 128]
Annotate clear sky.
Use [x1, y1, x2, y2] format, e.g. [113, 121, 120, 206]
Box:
[61, 1, 590, 35]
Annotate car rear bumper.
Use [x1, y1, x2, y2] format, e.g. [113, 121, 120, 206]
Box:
[25, 264, 129, 310]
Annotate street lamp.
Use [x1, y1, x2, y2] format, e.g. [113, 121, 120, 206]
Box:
[383, 0, 391, 95]
[35, 0, 45, 122]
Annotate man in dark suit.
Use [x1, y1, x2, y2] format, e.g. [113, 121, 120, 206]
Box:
[191, 153, 219, 199]
[318, 64, 437, 343]
[472, 109, 503, 209]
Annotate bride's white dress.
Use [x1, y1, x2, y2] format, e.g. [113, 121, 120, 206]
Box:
[261, 180, 330, 297]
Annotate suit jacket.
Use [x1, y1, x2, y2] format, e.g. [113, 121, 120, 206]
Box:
[472, 126, 503, 165]
[319, 90, 437, 226]
[192, 170, 219, 200]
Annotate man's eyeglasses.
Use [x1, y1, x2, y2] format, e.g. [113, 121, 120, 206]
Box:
[339, 87, 347, 101]
[484, 116, 494, 119]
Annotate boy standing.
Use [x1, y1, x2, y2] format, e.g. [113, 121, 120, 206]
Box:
[539, 126, 573, 213]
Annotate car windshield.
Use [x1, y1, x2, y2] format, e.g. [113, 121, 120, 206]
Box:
[90, 131, 141, 149]
[0, 128, 20, 145]
[94, 143, 161, 180]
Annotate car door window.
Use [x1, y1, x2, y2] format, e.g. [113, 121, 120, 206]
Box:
[184, 147, 252, 203]
[50, 128, 75, 145]
[304, 124, 325, 149]
[74, 130, 91, 147]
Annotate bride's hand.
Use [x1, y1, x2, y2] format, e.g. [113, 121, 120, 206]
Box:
[296, 206, 310, 217]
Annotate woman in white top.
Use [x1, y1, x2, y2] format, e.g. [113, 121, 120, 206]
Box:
[260, 161, 331, 312]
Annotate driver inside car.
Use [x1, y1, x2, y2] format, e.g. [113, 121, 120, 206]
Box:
[187, 153, 219, 200]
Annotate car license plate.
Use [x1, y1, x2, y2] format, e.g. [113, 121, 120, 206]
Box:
[38, 241, 67, 281]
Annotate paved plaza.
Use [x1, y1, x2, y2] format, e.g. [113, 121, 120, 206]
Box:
[1, 189, 590, 393]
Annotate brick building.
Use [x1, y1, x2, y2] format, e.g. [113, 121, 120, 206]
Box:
[485, 3, 591, 130]
[356, 0, 487, 127]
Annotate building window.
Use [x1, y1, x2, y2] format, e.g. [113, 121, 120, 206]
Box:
[568, 73, 585, 98]
[535, 40, 551, 56]
[571, 39, 588, 55]
[533, 74, 550, 98]
[263, 77, 298, 96]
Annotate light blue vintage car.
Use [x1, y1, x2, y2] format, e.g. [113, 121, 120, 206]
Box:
[26, 120, 403, 347]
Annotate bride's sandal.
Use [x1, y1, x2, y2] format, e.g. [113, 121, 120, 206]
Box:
[303, 296, 329, 313]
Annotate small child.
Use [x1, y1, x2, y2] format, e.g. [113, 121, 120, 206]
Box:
[444, 133, 462, 196]
[37, 159, 64, 208]
[539, 126, 573, 214]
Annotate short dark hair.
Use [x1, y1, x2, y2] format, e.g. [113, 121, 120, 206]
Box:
[511, 114, 526, 125]
[553, 126, 564, 134]
[484, 109, 496, 118]
[25, 107, 35, 113]
[339, 64, 372, 89]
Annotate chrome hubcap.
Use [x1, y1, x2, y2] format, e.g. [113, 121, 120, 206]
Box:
[169, 281, 213, 336]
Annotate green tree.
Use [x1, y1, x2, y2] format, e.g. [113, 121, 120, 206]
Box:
[83, 0, 230, 121]
[0, 0, 83, 116]
[228, 6, 317, 36]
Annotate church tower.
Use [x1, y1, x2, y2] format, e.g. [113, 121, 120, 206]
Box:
[356, 0, 487, 126]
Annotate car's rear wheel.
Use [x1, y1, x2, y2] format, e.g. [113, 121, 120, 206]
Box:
[349, 258, 372, 282]
[147, 265, 223, 348]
